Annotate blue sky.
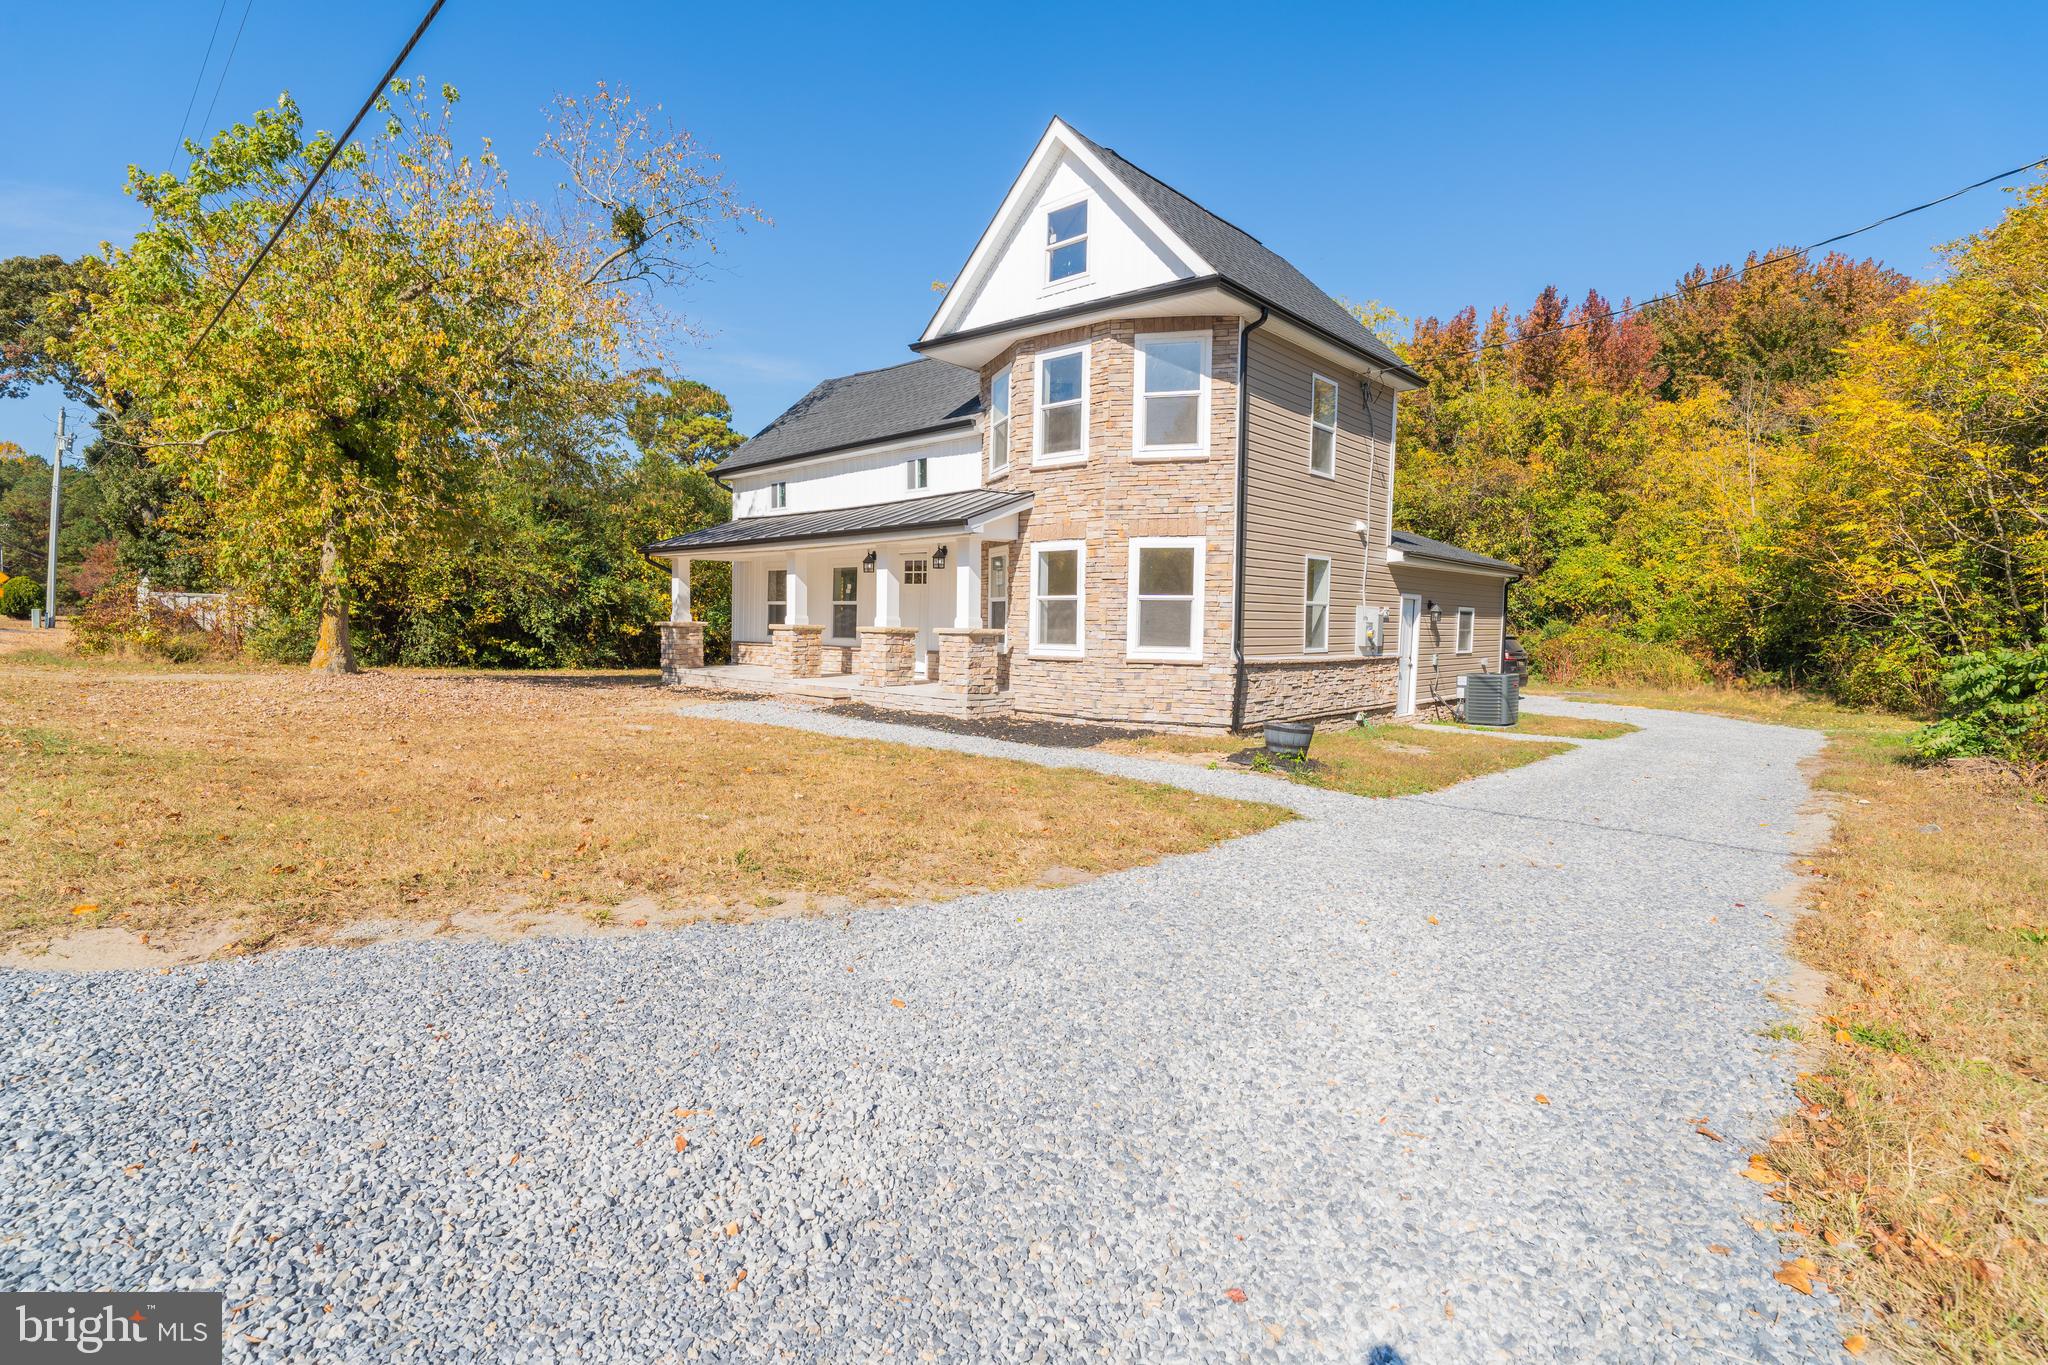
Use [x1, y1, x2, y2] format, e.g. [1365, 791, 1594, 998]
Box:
[2, 0, 2043, 459]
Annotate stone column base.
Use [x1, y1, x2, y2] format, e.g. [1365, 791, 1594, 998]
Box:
[855, 626, 919, 687]
[768, 623, 826, 679]
[659, 620, 705, 682]
[936, 627, 1005, 696]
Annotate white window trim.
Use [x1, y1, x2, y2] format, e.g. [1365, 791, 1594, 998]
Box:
[1028, 540, 1086, 659]
[1042, 193, 1091, 291]
[1033, 342, 1090, 467]
[906, 456, 929, 491]
[1133, 331, 1212, 461]
[770, 481, 788, 509]
[1125, 536, 1205, 663]
[828, 567, 860, 644]
[987, 551, 1010, 642]
[1303, 554, 1332, 654]
[1456, 606, 1476, 655]
[988, 366, 1012, 476]
[1308, 373, 1339, 480]
[767, 568, 788, 627]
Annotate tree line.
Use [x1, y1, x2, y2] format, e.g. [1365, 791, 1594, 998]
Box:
[1374, 183, 2047, 712]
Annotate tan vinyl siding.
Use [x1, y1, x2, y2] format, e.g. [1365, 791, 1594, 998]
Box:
[1241, 331, 1394, 658]
[1389, 564, 1509, 711]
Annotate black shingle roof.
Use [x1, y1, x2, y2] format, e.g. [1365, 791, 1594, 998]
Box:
[717, 359, 981, 476]
[1062, 128, 1419, 382]
[646, 488, 1030, 554]
[1391, 529, 1523, 576]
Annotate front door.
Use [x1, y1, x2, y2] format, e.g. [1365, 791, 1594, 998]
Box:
[901, 556, 932, 678]
[1396, 594, 1422, 715]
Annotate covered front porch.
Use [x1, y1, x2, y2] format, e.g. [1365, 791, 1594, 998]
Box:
[647, 488, 1028, 716]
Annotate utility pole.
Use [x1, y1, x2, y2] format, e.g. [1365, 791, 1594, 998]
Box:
[44, 409, 73, 629]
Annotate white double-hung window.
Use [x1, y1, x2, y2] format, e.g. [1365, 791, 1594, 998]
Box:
[987, 552, 1009, 632]
[1135, 333, 1209, 457]
[906, 456, 929, 491]
[1030, 541, 1084, 658]
[1303, 555, 1331, 652]
[832, 567, 860, 640]
[1045, 200, 1088, 282]
[1456, 606, 1475, 655]
[989, 367, 1011, 474]
[770, 481, 789, 509]
[767, 568, 788, 627]
[1035, 344, 1088, 465]
[1309, 374, 1338, 478]
[1127, 538, 1203, 661]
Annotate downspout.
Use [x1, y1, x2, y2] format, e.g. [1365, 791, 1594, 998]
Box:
[1230, 306, 1271, 734]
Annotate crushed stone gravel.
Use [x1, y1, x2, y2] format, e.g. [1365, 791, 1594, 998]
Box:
[0, 695, 1846, 1361]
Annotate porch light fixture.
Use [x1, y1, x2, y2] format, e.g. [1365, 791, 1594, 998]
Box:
[1424, 598, 1441, 620]
[862, 550, 877, 573]
[931, 545, 948, 569]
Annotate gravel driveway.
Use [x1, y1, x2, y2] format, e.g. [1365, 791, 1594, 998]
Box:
[0, 697, 1846, 1362]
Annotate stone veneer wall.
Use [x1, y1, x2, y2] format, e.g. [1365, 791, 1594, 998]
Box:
[658, 621, 705, 684]
[982, 317, 1241, 730]
[733, 640, 852, 674]
[1240, 657, 1399, 726]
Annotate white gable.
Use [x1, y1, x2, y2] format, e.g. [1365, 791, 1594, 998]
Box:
[924, 121, 1211, 342]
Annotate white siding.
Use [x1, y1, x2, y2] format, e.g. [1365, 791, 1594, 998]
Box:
[951, 152, 1196, 335]
[727, 431, 982, 518]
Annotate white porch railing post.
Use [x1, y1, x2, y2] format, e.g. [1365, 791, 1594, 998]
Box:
[784, 552, 810, 626]
[873, 548, 901, 628]
[955, 536, 982, 628]
[670, 557, 692, 622]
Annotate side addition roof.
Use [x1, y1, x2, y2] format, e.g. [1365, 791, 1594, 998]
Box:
[1391, 529, 1524, 577]
[716, 359, 982, 476]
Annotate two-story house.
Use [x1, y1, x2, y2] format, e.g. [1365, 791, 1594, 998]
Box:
[647, 119, 1520, 731]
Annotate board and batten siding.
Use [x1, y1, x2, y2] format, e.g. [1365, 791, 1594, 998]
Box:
[1240, 331, 1394, 658]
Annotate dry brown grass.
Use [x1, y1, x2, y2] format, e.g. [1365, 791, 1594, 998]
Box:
[0, 660, 1286, 956]
[1454, 712, 1640, 740]
[1105, 722, 1570, 797]
[1547, 684, 2046, 1360]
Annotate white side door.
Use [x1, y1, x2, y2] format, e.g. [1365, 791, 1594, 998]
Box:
[1396, 593, 1421, 715]
[901, 556, 931, 678]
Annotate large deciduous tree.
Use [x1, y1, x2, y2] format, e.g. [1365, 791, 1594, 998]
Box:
[76, 81, 760, 673]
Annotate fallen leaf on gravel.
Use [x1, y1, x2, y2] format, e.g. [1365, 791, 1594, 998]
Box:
[1224, 1288, 1247, 1304]
[1774, 1256, 1818, 1294]
[673, 1134, 688, 1153]
[1534, 1094, 1550, 1105]
[1442, 1302, 1454, 1320]
[748, 1135, 765, 1148]
[1695, 1122, 1725, 1142]
[728, 1269, 746, 1291]
[1743, 1156, 1784, 1184]
[1843, 1335, 1867, 1356]
[890, 999, 906, 1008]
[723, 1222, 740, 1237]
[1708, 1244, 1730, 1255]
[1427, 915, 1440, 925]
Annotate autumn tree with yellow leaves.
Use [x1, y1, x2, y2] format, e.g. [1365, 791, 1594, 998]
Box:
[76, 81, 760, 672]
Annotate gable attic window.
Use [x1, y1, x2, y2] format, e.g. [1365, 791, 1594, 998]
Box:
[989, 367, 1011, 474]
[1035, 344, 1088, 465]
[1309, 375, 1338, 478]
[1046, 200, 1088, 283]
[770, 481, 788, 509]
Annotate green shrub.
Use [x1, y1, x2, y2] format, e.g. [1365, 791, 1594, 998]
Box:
[0, 574, 43, 619]
[1910, 646, 2048, 765]
[1525, 623, 1710, 689]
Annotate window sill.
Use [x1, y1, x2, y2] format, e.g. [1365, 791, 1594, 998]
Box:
[1038, 274, 1093, 299]
[1133, 449, 1208, 463]
[1124, 652, 1204, 665]
[1307, 466, 1338, 481]
[987, 465, 1011, 482]
[1026, 649, 1084, 662]
[1032, 453, 1087, 469]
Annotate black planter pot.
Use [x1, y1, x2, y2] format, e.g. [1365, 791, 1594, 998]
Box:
[1263, 720, 1314, 757]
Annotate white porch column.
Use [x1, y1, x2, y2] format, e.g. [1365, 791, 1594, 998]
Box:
[783, 552, 811, 626]
[954, 536, 982, 628]
[669, 557, 693, 622]
[872, 548, 902, 628]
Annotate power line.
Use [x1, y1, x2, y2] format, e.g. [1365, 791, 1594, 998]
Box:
[1441, 153, 2048, 358]
[181, 0, 448, 364]
[194, 0, 258, 161]
[165, 0, 232, 172]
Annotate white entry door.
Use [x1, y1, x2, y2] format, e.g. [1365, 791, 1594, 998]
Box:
[901, 556, 932, 678]
[1396, 594, 1422, 715]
